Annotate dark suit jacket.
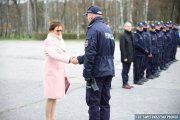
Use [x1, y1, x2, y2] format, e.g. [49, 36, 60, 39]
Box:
[119, 30, 134, 63]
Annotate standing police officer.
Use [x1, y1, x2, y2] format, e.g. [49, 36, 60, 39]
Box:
[133, 22, 149, 85]
[162, 24, 171, 69]
[167, 21, 176, 63]
[149, 24, 159, 78]
[155, 21, 165, 71]
[172, 23, 179, 61]
[77, 5, 115, 120]
[142, 21, 153, 80]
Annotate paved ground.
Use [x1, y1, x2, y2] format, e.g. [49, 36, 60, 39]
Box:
[0, 40, 180, 120]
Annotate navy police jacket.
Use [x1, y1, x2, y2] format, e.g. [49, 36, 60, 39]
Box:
[142, 29, 152, 53]
[149, 31, 159, 54]
[156, 30, 164, 51]
[165, 30, 172, 47]
[163, 31, 168, 48]
[133, 30, 149, 56]
[77, 16, 115, 78]
[173, 28, 179, 46]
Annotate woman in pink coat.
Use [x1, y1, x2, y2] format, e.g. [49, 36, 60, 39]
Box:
[44, 20, 74, 120]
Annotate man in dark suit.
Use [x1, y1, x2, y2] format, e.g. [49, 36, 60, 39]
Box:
[119, 22, 134, 89]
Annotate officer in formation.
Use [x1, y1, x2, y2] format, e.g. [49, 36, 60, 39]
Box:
[132, 21, 179, 85]
[133, 22, 150, 85]
[141, 21, 153, 80]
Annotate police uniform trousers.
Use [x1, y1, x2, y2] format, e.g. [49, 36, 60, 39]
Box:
[167, 45, 172, 63]
[133, 55, 144, 82]
[158, 50, 163, 69]
[86, 76, 112, 120]
[162, 50, 166, 68]
[141, 56, 147, 78]
[146, 57, 153, 77]
[152, 53, 159, 75]
[172, 45, 177, 60]
[169, 44, 174, 61]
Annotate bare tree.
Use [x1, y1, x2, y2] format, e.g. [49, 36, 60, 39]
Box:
[13, 0, 22, 38]
[44, 0, 49, 31]
[1, 0, 180, 39]
[130, 0, 133, 22]
[82, 0, 88, 33]
[91, 0, 95, 5]
[5, 0, 10, 37]
[143, 0, 149, 21]
[114, 0, 118, 33]
[127, 0, 133, 22]
[60, 0, 67, 21]
[170, 0, 175, 20]
[27, 0, 31, 37]
[119, 0, 124, 29]
[0, 0, 3, 36]
[175, 0, 180, 23]
[30, 0, 38, 32]
[76, 0, 80, 39]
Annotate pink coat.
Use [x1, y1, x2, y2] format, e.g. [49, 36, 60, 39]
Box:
[44, 33, 70, 99]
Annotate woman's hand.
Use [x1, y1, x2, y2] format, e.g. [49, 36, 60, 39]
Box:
[70, 57, 79, 64]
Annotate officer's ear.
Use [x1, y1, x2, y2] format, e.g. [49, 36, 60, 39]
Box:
[91, 14, 97, 20]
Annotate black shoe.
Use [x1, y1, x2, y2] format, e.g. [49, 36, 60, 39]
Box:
[165, 64, 169, 68]
[153, 73, 159, 77]
[147, 75, 155, 79]
[174, 59, 178, 62]
[170, 61, 173, 64]
[161, 67, 166, 70]
[151, 75, 156, 79]
[160, 67, 165, 70]
[134, 81, 144, 85]
[140, 77, 149, 82]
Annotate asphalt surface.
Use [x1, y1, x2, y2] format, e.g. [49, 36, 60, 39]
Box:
[0, 40, 180, 120]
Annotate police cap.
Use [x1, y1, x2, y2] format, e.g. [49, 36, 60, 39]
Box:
[83, 5, 102, 16]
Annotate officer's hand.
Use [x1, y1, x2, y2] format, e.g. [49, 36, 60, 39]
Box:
[85, 77, 93, 82]
[124, 58, 128, 62]
[148, 53, 152, 57]
[145, 50, 150, 55]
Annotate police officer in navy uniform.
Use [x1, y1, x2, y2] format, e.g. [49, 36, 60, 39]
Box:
[155, 21, 165, 71]
[149, 24, 159, 78]
[167, 21, 176, 63]
[133, 22, 150, 85]
[160, 23, 168, 70]
[162, 24, 171, 69]
[164, 23, 173, 66]
[77, 5, 115, 120]
[172, 22, 179, 61]
[166, 21, 174, 64]
[142, 21, 153, 80]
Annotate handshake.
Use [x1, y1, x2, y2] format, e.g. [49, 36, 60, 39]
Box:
[69, 56, 79, 64]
